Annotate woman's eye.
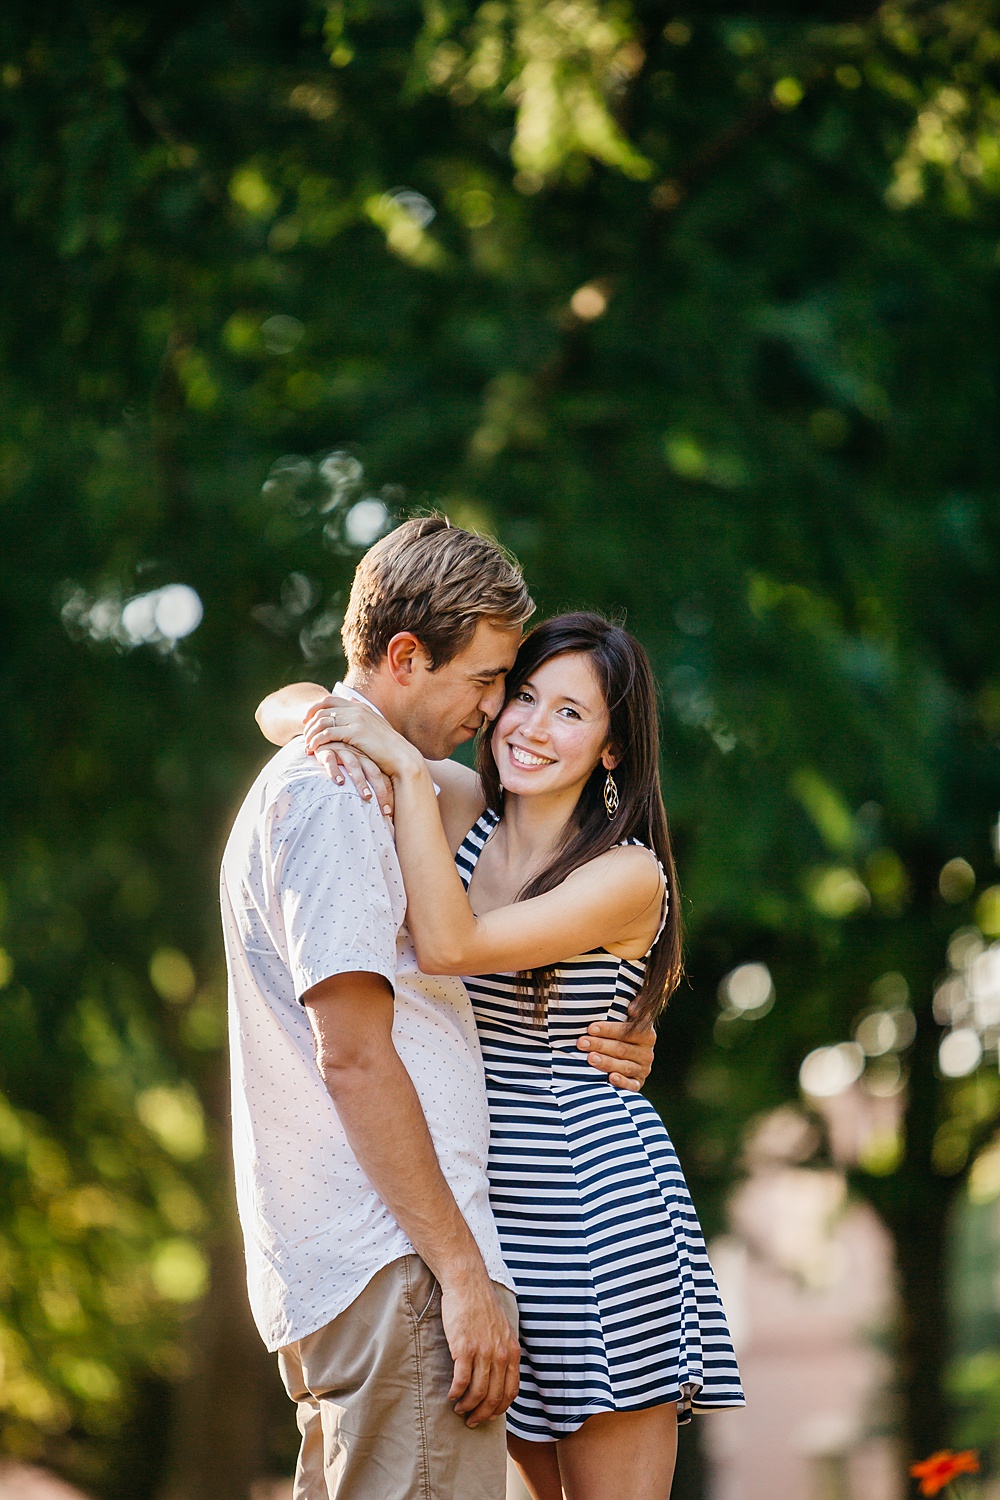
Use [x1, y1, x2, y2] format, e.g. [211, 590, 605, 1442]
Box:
[559, 706, 580, 719]
[515, 691, 533, 704]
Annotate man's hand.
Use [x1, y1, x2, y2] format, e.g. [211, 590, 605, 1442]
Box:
[577, 1020, 656, 1091]
[441, 1269, 520, 1428]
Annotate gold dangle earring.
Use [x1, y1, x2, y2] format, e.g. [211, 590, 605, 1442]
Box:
[603, 770, 619, 820]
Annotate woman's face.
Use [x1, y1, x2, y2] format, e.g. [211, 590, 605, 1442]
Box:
[491, 651, 613, 799]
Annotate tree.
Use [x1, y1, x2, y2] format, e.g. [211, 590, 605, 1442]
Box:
[2, 0, 1000, 1491]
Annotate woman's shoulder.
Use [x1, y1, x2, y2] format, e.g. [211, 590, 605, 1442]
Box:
[426, 758, 488, 853]
[565, 841, 665, 914]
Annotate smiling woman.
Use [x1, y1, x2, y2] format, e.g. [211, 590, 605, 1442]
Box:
[474, 613, 681, 1028]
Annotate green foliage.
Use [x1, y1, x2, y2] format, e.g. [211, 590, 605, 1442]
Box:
[3, 0, 1000, 1487]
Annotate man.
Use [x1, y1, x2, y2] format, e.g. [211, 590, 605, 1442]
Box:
[222, 516, 652, 1499]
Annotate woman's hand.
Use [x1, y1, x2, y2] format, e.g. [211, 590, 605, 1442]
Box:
[254, 683, 396, 818]
[304, 696, 424, 785]
[577, 1021, 656, 1092]
[316, 744, 396, 820]
[297, 695, 395, 816]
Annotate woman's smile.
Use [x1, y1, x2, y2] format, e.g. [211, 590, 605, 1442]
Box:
[508, 743, 556, 769]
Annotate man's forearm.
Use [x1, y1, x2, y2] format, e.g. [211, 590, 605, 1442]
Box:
[320, 1044, 485, 1287]
[304, 973, 518, 1423]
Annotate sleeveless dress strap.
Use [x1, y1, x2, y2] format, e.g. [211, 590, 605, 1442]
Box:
[621, 836, 669, 955]
[455, 808, 500, 892]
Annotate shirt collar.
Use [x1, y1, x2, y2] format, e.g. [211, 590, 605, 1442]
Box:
[332, 682, 440, 796]
[333, 681, 385, 718]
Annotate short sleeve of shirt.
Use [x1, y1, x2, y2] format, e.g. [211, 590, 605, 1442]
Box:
[274, 786, 399, 1001]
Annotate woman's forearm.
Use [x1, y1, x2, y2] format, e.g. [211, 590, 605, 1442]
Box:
[392, 763, 483, 971]
[256, 681, 329, 745]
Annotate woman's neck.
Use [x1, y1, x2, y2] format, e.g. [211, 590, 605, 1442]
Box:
[494, 787, 579, 875]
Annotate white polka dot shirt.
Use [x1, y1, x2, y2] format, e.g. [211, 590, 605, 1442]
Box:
[220, 728, 511, 1353]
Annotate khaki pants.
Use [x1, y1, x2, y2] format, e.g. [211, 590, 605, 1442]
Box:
[277, 1255, 517, 1500]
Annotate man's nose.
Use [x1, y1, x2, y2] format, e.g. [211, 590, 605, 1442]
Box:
[480, 682, 506, 721]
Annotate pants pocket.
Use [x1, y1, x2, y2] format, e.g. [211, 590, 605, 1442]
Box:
[404, 1256, 440, 1325]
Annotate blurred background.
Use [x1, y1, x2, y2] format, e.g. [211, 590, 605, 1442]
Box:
[2, 1, 1000, 1497]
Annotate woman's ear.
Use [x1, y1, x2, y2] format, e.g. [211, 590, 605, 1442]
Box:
[601, 747, 620, 771]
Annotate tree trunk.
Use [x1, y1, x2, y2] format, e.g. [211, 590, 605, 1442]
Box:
[158, 1206, 284, 1500]
[891, 1184, 952, 1461]
[158, 1064, 290, 1500]
[865, 999, 959, 1466]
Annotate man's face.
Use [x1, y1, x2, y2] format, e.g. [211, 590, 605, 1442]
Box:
[400, 619, 522, 759]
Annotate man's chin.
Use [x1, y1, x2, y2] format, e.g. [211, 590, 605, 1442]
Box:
[410, 731, 470, 760]
[443, 731, 474, 756]
[408, 721, 478, 760]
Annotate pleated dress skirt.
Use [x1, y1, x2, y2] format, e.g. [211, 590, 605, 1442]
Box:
[457, 812, 744, 1441]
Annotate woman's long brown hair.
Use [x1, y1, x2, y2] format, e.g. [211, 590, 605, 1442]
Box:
[476, 612, 682, 1031]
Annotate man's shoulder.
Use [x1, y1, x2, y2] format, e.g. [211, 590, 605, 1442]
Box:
[263, 743, 389, 838]
[227, 742, 373, 836]
[265, 740, 334, 801]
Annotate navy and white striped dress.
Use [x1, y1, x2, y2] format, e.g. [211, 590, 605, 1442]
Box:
[456, 810, 744, 1441]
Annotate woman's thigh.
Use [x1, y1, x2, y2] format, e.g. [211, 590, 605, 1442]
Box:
[556, 1404, 678, 1500]
[507, 1433, 562, 1500]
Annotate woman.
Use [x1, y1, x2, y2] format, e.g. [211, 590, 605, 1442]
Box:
[261, 613, 743, 1500]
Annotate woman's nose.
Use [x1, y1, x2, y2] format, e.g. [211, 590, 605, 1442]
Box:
[520, 709, 549, 741]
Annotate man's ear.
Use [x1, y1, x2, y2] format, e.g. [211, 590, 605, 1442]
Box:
[385, 632, 428, 686]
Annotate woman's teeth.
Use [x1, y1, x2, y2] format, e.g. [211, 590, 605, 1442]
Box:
[510, 745, 554, 768]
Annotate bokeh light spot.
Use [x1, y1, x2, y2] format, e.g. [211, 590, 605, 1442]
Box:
[939, 1027, 982, 1077]
[121, 585, 203, 646]
[459, 189, 494, 228]
[345, 499, 389, 547]
[154, 582, 203, 642]
[948, 927, 984, 970]
[968, 1142, 1000, 1204]
[940, 857, 976, 903]
[58, 1358, 120, 1403]
[808, 866, 870, 919]
[261, 315, 304, 354]
[387, 188, 436, 226]
[136, 1085, 206, 1161]
[975, 885, 1000, 936]
[229, 165, 279, 219]
[855, 1011, 897, 1056]
[150, 1239, 208, 1303]
[149, 948, 196, 1005]
[570, 283, 608, 320]
[773, 76, 804, 109]
[799, 1042, 864, 1097]
[719, 962, 774, 1017]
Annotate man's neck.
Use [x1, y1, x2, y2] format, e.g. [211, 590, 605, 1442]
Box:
[343, 669, 403, 733]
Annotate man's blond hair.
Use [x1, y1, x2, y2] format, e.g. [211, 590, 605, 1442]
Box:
[341, 514, 534, 672]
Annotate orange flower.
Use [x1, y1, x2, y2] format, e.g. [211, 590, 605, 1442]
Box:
[910, 1451, 980, 1496]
